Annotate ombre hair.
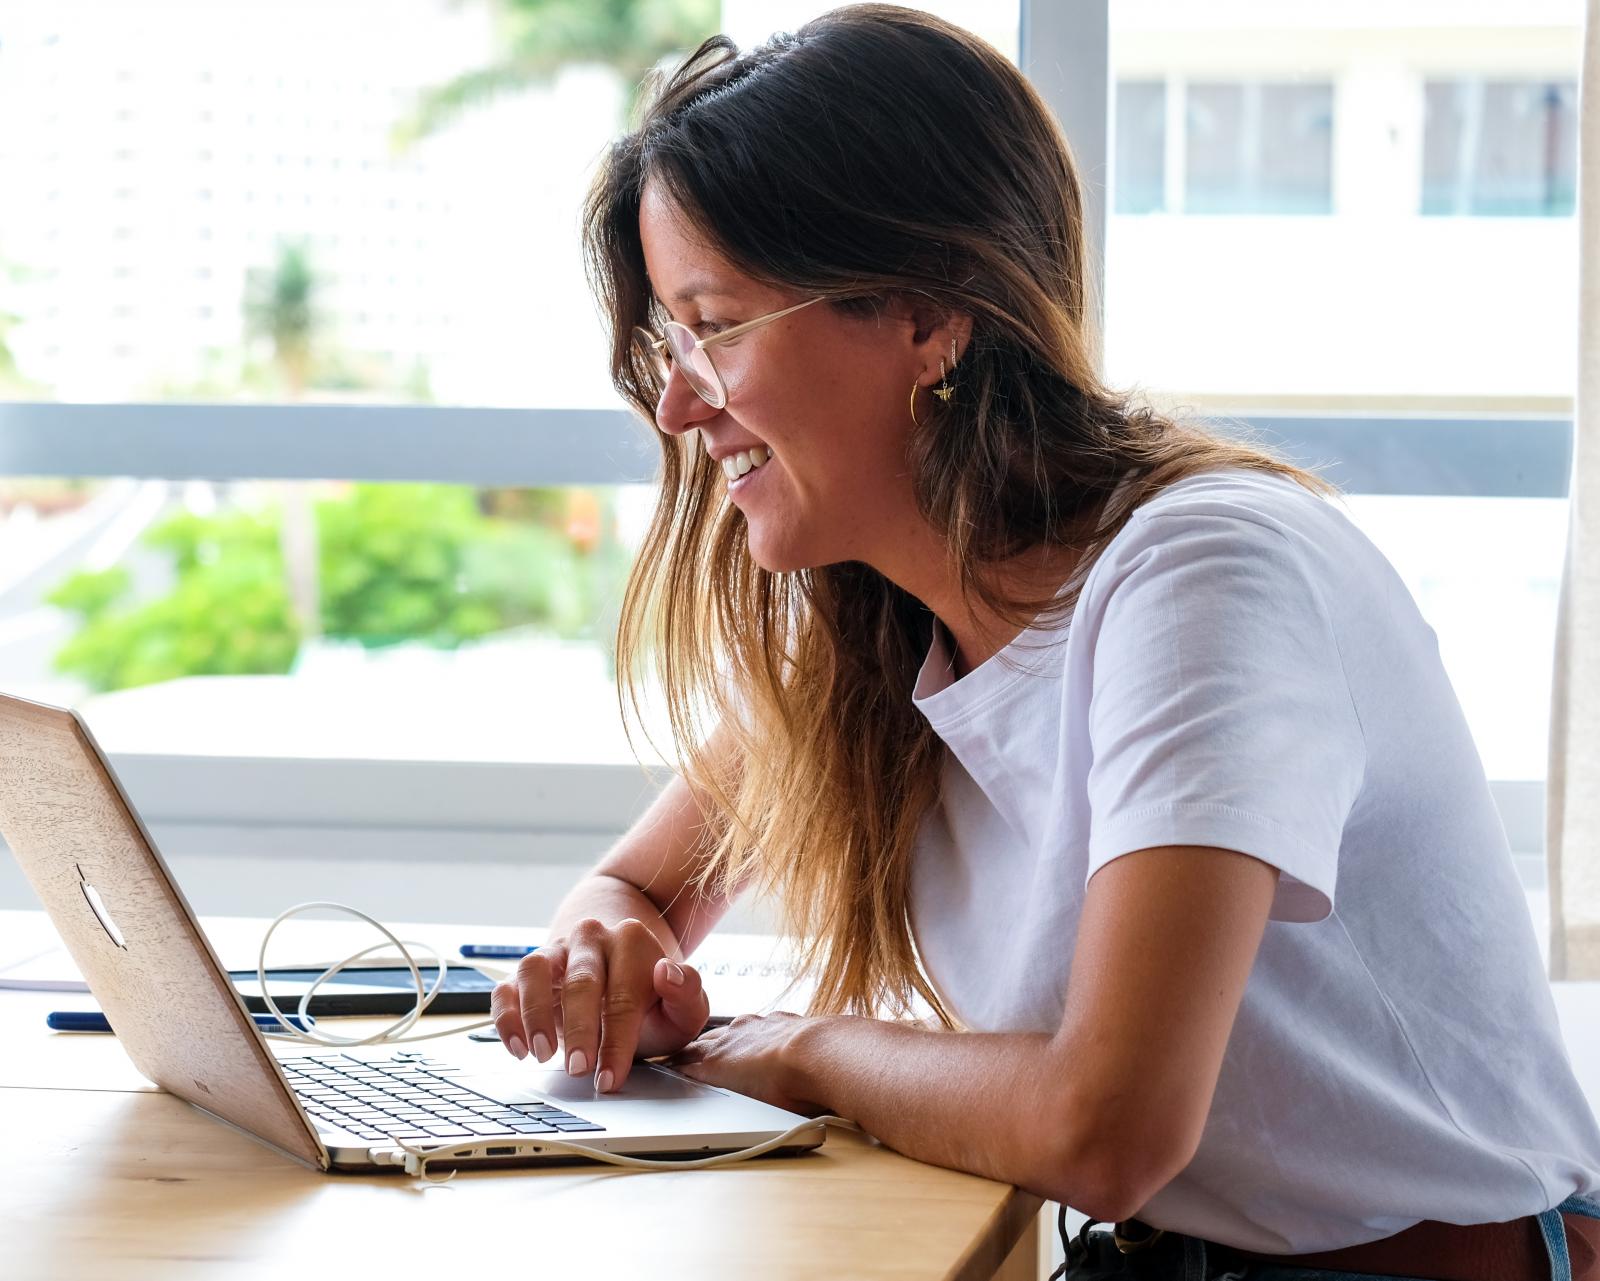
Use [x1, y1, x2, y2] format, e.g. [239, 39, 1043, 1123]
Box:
[582, 4, 1337, 1026]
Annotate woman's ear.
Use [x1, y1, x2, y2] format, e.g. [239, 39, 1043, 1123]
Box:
[907, 302, 975, 385]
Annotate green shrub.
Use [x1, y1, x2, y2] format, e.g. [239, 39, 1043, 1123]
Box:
[47, 483, 625, 692]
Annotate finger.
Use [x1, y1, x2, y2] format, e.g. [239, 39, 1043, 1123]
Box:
[489, 978, 527, 1059]
[639, 957, 712, 1054]
[514, 942, 566, 1064]
[592, 918, 662, 1093]
[557, 919, 609, 1081]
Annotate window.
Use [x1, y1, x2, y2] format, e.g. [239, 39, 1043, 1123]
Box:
[1423, 79, 1578, 216]
[0, 0, 709, 769]
[1114, 80, 1165, 213]
[1185, 82, 1334, 215]
[1106, 7, 1580, 406]
[1108, 1, 1582, 813]
[0, 470, 670, 765]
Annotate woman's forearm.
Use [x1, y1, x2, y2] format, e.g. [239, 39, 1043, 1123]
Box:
[786, 1016, 1144, 1221]
[546, 873, 685, 961]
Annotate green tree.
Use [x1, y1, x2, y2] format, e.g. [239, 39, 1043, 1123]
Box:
[46, 510, 301, 693]
[46, 483, 627, 693]
[391, 0, 719, 147]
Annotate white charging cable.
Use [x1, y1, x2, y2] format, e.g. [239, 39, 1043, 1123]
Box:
[370, 1114, 864, 1181]
[254, 900, 496, 1046]
[253, 901, 865, 1179]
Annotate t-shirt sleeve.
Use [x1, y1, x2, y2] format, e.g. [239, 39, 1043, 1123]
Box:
[1081, 508, 1366, 922]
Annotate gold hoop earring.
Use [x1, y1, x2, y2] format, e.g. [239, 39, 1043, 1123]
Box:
[909, 377, 924, 427]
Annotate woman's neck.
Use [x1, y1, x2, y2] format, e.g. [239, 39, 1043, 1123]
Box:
[934, 548, 1083, 680]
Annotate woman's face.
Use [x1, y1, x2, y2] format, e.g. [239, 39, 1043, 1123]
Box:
[638, 180, 945, 576]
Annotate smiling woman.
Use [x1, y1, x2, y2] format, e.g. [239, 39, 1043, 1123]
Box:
[476, 6, 1600, 1278]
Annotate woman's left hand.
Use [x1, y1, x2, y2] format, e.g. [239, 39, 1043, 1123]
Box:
[664, 1011, 827, 1116]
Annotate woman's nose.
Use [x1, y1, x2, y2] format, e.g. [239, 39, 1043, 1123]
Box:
[653, 366, 721, 437]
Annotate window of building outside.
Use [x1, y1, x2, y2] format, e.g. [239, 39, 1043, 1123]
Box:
[1422, 79, 1579, 216]
[1108, 0, 1582, 797]
[1185, 82, 1335, 215]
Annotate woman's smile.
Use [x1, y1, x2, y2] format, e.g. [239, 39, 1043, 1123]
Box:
[723, 446, 776, 501]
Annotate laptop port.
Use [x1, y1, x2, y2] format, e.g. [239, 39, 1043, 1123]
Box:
[484, 1146, 517, 1156]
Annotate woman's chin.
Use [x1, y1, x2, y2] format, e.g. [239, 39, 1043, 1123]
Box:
[744, 530, 814, 575]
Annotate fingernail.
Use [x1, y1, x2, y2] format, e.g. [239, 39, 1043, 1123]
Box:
[597, 1068, 614, 1093]
[664, 960, 684, 985]
[532, 1032, 552, 1062]
[507, 1034, 527, 1060]
[568, 1049, 588, 1076]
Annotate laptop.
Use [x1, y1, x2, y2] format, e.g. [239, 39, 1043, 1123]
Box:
[0, 689, 825, 1173]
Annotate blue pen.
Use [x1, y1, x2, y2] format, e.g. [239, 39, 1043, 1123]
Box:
[48, 1010, 315, 1034]
[459, 943, 538, 959]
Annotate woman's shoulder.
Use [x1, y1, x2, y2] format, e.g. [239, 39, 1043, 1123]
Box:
[1099, 466, 1346, 562]
[1130, 465, 1336, 526]
[1078, 466, 1355, 605]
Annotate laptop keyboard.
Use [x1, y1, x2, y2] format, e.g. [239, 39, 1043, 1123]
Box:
[281, 1052, 605, 1145]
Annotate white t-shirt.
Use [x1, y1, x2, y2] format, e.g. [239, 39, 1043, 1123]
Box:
[907, 467, 1600, 1253]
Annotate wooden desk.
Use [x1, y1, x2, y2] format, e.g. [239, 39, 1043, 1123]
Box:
[0, 911, 1047, 1281]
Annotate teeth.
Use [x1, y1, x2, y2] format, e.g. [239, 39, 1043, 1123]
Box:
[722, 446, 770, 481]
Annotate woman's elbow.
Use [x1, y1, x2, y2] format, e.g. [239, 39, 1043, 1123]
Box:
[1036, 1101, 1200, 1223]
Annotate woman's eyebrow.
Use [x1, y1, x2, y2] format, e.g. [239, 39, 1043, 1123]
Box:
[667, 277, 738, 304]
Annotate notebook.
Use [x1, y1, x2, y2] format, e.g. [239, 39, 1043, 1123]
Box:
[0, 689, 824, 1172]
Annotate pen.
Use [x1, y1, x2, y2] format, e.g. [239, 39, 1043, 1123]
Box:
[47, 1010, 316, 1034]
[458, 943, 538, 959]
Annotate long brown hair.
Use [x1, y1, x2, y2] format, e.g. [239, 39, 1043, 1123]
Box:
[582, 4, 1338, 1026]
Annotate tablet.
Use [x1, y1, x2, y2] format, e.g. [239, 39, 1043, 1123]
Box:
[227, 965, 496, 1017]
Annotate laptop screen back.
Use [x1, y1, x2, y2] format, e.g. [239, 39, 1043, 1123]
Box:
[0, 692, 324, 1169]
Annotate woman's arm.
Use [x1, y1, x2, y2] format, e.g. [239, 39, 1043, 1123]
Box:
[681, 843, 1278, 1222]
[491, 727, 744, 1085]
[549, 723, 744, 959]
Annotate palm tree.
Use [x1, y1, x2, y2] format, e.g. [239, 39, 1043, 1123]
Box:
[245, 240, 317, 397]
[245, 239, 322, 639]
[391, 0, 719, 148]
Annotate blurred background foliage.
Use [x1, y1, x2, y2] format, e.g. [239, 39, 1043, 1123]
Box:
[46, 482, 631, 692]
[34, 0, 706, 695]
[391, 0, 719, 147]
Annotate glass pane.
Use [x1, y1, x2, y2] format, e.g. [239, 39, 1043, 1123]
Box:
[1422, 79, 1579, 216]
[1108, 2, 1583, 410]
[1114, 80, 1167, 214]
[1184, 82, 1333, 215]
[0, 474, 671, 762]
[1341, 493, 1566, 783]
[0, 0, 723, 408]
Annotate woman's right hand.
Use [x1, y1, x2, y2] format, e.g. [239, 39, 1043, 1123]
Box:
[487, 916, 711, 1094]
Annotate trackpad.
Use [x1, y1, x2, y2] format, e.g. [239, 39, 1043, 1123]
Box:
[470, 1062, 712, 1105]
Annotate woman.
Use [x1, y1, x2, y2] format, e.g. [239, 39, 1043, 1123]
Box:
[488, 6, 1600, 1277]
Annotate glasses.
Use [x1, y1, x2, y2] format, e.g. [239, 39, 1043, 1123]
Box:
[631, 296, 823, 410]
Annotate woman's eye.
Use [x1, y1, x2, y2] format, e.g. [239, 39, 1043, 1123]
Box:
[696, 320, 727, 336]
